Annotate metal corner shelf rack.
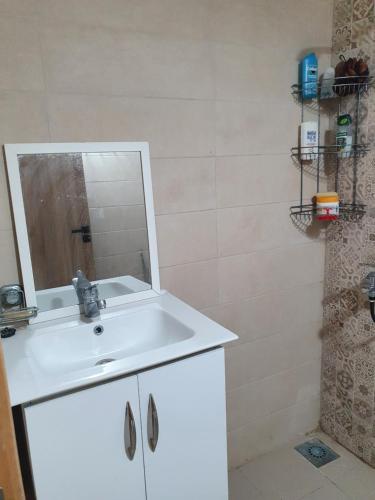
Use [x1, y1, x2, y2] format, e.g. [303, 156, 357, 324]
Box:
[290, 75, 374, 224]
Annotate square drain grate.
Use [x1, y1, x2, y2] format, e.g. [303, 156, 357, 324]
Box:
[294, 438, 339, 468]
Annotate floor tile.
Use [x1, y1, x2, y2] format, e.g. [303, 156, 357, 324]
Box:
[298, 483, 350, 500]
[330, 466, 375, 500]
[239, 446, 326, 500]
[309, 432, 372, 483]
[229, 469, 265, 500]
[230, 432, 375, 500]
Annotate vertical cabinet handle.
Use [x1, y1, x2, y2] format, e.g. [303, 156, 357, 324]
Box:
[124, 402, 137, 461]
[147, 394, 159, 452]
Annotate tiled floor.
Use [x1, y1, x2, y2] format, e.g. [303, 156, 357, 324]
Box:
[229, 432, 375, 500]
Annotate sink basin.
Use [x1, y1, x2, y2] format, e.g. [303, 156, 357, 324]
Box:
[3, 292, 237, 406]
[27, 305, 194, 374]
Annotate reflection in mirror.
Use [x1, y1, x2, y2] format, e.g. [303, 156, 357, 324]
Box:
[18, 151, 151, 312]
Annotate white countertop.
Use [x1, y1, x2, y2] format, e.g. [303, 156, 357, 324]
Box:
[2, 291, 237, 406]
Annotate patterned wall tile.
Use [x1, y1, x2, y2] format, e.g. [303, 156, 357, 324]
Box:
[333, 25, 353, 52]
[352, 18, 375, 47]
[321, 0, 375, 469]
[335, 0, 353, 27]
[353, 0, 374, 21]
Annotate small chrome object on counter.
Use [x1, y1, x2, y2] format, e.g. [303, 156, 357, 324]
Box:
[0, 284, 24, 308]
[0, 284, 38, 325]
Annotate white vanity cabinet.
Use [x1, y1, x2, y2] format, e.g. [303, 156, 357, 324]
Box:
[24, 374, 146, 500]
[139, 348, 228, 500]
[23, 349, 228, 500]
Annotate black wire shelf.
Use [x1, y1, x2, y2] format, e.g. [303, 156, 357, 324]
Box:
[290, 69, 371, 231]
[290, 203, 366, 223]
[291, 75, 374, 99]
[291, 144, 370, 161]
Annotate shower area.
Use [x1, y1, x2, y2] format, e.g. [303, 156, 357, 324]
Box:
[321, 0, 375, 466]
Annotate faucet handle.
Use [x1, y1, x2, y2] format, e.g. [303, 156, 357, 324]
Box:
[97, 299, 106, 310]
[82, 284, 99, 302]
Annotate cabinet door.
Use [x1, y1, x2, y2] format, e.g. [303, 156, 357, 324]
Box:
[24, 376, 146, 500]
[138, 348, 228, 500]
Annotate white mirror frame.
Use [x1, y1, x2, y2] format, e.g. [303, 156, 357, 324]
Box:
[4, 142, 161, 323]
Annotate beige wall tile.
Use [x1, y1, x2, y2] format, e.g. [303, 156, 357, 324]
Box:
[218, 251, 263, 302]
[225, 320, 322, 391]
[227, 396, 320, 469]
[41, 23, 214, 99]
[217, 202, 318, 257]
[208, 0, 332, 48]
[156, 211, 217, 267]
[0, 17, 44, 92]
[214, 43, 295, 101]
[276, 0, 333, 49]
[218, 242, 324, 303]
[152, 157, 216, 215]
[47, 94, 215, 158]
[160, 259, 219, 309]
[208, 0, 281, 47]
[214, 44, 333, 104]
[0, 231, 19, 284]
[38, 0, 212, 40]
[0, 0, 37, 15]
[227, 360, 321, 432]
[215, 155, 319, 208]
[0, 160, 12, 231]
[0, 92, 48, 286]
[215, 99, 300, 156]
[0, 91, 49, 143]
[202, 282, 323, 346]
[0, 193, 12, 232]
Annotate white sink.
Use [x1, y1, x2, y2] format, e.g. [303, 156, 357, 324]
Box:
[3, 292, 237, 406]
[27, 304, 194, 374]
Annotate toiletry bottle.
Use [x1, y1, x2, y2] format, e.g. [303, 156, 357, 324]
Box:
[300, 121, 319, 160]
[320, 67, 335, 99]
[299, 53, 318, 99]
[336, 114, 352, 158]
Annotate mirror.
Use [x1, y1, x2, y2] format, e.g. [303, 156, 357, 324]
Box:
[5, 143, 160, 320]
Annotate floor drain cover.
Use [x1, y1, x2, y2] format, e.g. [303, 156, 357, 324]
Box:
[294, 438, 339, 468]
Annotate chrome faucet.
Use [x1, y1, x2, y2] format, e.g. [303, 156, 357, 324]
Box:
[72, 270, 106, 318]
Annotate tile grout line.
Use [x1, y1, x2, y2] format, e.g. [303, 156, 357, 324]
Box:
[227, 395, 321, 437]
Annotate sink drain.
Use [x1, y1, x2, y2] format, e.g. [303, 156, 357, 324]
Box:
[94, 325, 104, 335]
[95, 358, 115, 366]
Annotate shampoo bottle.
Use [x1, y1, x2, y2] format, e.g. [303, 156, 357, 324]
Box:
[300, 121, 319, 160]
[299, 53, 318, 99]
[336, 114, 352, 158]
